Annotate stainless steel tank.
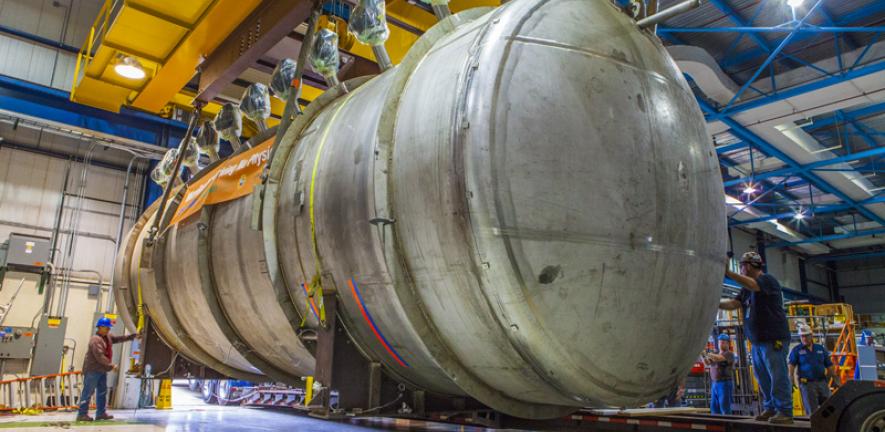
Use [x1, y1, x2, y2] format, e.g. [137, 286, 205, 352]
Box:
[114, 0, 726, 419]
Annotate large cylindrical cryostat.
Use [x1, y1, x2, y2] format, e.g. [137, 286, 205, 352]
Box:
[114, 0, 726, 419]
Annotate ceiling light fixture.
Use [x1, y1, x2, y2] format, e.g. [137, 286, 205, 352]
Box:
[743, 184, 757, 195]
[787, 0, 804, 7]
[794, 211, 806, 220]
[114, 56, 145, 80]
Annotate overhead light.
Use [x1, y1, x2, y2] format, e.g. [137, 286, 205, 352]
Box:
[787, 0, 804, 7]
[794, 211, 806, 220]
[114, 56, 145, 80]
[743, 184, 757, 195]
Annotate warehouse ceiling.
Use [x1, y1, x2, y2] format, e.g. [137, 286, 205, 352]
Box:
[6, 0, 883, 260]
[653, 0, 885, 260]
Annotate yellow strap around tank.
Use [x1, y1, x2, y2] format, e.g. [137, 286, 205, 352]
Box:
[136, 264, 145, 333]
[306, 88, 360, 326]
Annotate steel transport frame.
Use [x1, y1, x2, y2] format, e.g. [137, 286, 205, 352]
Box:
[138, 295, 884, 431]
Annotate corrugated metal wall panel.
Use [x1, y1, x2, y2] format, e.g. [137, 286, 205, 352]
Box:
[0, 33, 75, 88]
[0, 146, 139, 278]
[0, 0, 104, 89]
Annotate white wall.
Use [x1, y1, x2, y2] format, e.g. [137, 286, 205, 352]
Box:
[837, 266, 885, 314]
[0, 0, 103, 90]
[0, 146, 141, 379]
[730, 228, 832, 300]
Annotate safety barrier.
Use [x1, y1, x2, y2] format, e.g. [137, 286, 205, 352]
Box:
[0, 371, 83, 412]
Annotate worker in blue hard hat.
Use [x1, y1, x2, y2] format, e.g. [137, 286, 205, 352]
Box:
[76, 317, 139, 422]
[721, 251, 793, 424]
[705, 333, 736, 415]
[789, 324, 840, 416]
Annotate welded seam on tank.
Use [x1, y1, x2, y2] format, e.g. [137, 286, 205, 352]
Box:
[480, 226, 722, 261]
[372, 6, 550, 403]
[263, 78, 372, 330]
[147, 227, 263, 381]
[198, 207, 305, 383]
[481, 0, 668, 400]
[305, 88, 363, 325]
[624, 25, 726, 385]
[507, 35, 672, 85]
[452, 0, 596, 406]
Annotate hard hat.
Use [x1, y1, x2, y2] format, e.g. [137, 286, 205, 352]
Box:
[797, 325, 813, 336]
[740, 251, 763, 267]
[96, 317, 113, 328]
[717, 334, 730, 342]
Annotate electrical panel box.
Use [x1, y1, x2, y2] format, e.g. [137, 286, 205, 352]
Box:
[30, 316, 67, 377]
[4, 234, 50, 270]
[0, 326, 36, 359]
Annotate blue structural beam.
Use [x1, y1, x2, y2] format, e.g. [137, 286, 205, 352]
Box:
[721, 0, 824, 111]
[723, 145, 885, 186]
[699, 99, 885, 227]
[0, 75, 187, 147]
[657, 26, 885, 34]
[705, 59, 885, 120]
[730, 195, 885, 226]
[806, 249, 885, 263]
[806, 101, 885, 130]
[716, 141, 748, 154]
[769, 226, 885, 248]
[706, 0, 809, 71]
[714, 1, 885, 70]
[0, 24, 79, 54]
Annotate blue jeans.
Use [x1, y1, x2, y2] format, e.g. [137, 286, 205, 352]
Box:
[78, 371, 108, 417]
[710, 380, 734, 415]
[799, 380, 831, 416]
[751, 340, 792, 417]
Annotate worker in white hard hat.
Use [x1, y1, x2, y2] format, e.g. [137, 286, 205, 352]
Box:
[789, 324, 840, 416]
[720, 251, 793, 424]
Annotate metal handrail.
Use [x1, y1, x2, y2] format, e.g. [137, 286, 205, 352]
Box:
[69, 0, 117, 101]
[0, 371, 83, 411]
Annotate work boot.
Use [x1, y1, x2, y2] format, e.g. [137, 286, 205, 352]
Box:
[769, 413, 794, 425]
[75, 415, 94, 422]
[754, 410, 776, 421]
[95, 413, 114, 421]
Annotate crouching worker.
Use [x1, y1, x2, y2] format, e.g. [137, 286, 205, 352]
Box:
[76, 317, 139, 422]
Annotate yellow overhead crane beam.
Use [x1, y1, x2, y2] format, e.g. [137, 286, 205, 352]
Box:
[70, 0, 324, 115]
[346, 0, 501, 65]
[71, 0, 498, 120]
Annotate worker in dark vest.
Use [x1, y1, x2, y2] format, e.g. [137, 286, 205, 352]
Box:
[705, 333, 736, 414]
[720, 251, 793, 424]
[789, 324, 840, 416]
[76, 317, 138, 422]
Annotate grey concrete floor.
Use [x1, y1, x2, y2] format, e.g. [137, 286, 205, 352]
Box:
[0, 384, 510, 431]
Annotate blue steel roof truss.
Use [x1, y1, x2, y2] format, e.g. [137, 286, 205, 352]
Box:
[654, 0, 885, 253]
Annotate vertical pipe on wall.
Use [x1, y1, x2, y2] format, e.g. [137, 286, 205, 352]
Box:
[107, 156, 141, 312]
[827, 261, 841, 302]
[755, 230, 767, 273]
[799, 258, 808, 294]
[44, 159, 72, 314]
[48, 0, 72, 88]
[57, 143, 97, 316]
